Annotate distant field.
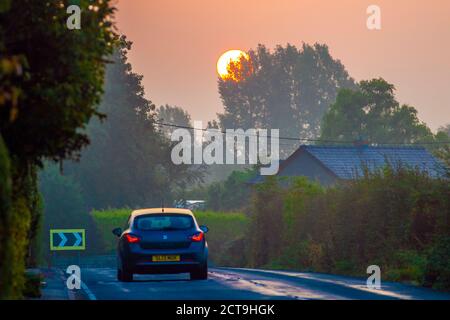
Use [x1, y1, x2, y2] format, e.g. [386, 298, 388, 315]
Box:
[91, 209, 249, 265]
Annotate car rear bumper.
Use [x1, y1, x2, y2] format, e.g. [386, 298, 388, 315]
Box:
[132, 261, 202, 274]
[120, 247, 207, 274]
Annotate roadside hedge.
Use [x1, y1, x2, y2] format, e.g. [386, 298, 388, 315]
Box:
[247, 167, 450, 290]
[0, 135, 12, 298]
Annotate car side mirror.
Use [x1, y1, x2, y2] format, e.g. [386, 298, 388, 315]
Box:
[199, 225, 209, 233]
[112, 227, 122, 237]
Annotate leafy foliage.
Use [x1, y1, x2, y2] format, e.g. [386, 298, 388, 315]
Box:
[195, 211, 249, 266]
[63, 39, 204, 209]
[0, 0, 117, 298]
[91, 208, 133, 253]
[156, 104, 192, 138]
[433, 125, 450, 167]
[320, 78, 435, 144]
[23, 272, 43, 298]
[248, 169, 450, 289]
[0, 0, 116, 165]
[0, 135, 12, 298]
[180, 169, 256, 211]
[248, 176, 285, 267]
[218, 43, 355, 155]
[424, 236, 450, 290]
[3, 196, 31, 298]
[39, 165, 87, 229]
[38, 164, 104, 257]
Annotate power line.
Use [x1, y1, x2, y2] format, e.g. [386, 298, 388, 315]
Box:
[155, 121, 350, 144]
[155, 121, 450, 146]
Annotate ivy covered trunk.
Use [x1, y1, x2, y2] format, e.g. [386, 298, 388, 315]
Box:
[0, 135, 14, 298]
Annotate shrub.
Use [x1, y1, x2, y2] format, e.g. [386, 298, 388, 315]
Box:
[424, 236, 450, 290]
[0, 135, 12, 298]
[384, 250, 427, 284]
[23, 272, 42, 299]
[248, 176, 284, 267]
[4, 194, 31, 299]
[180, 169, 256, 212]
[91, 208, 132, 253]
[248, 167, 450, 289]
[195, 211, 249, 266]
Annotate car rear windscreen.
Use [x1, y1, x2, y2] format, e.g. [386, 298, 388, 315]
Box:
[135, 214, 194, 231]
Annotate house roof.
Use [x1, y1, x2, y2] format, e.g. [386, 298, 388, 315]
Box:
[248, 145, 446, 183]
[303, 145, 445, 179]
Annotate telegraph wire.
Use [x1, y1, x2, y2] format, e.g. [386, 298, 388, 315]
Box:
[155, 121, 450, 146]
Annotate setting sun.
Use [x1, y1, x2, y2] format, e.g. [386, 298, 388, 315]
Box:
[217, 49, 249, 80]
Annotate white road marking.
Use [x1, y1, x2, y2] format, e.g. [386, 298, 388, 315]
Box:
[210, 271, 320, 299]
[224, 268, 428, 300]
[81, 279, 97, 300]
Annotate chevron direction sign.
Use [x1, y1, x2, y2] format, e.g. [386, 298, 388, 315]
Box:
[50, 229, 85, 251]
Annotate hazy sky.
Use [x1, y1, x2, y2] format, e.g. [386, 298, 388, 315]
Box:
[116, 0, 450, 131]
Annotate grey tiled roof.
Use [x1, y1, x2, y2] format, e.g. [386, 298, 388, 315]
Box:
[304, 145, 446, 179]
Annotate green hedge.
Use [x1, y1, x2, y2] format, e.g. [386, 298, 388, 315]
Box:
[0, 135, 12, 298]
[91, 208, 133, 253]
[91, 209, 249, 266]
[248, 168, 450, 290]
[0, 136, 36, 299]
[195, 211, 250, 266]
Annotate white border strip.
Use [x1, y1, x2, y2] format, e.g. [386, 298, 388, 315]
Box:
[81, 280, 97, 300]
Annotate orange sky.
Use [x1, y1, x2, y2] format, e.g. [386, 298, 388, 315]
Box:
[116, 0, 450, 131]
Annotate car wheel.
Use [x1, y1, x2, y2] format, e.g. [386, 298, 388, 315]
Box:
[190, 263, 208, 280]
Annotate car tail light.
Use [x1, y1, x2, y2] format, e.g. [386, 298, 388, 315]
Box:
[124, 233, 140, 243]
[190, 232, 204, 242]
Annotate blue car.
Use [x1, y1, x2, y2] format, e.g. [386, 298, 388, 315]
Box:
[112, 208, 209, 282]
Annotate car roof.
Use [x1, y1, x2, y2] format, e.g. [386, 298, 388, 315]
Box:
[130, 208, 194, 218]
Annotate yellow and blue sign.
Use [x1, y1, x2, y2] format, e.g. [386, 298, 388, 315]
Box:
[50, 229, 85, 251]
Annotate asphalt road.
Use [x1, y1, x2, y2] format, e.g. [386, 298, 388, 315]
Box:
[77, 267, 450, 300]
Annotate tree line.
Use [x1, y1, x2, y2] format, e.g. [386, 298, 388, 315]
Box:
[38, 39, 207, 261]
[169, 44, 450, 213]
[0, 0, 116, 298]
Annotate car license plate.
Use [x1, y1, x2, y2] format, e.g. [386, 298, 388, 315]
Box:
[152, 255, 180, 262]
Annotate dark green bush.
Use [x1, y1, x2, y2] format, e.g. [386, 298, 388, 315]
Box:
[0, 135, 12, 298]
[5, 190, 31, 299]
[248, 167, 450, 290]
[385, 250, 427, 284]
[23, 272, 42, 299]
[424, 236, 450, 290]
[180, 169, 256, 212]
[0, 136, 36, 299]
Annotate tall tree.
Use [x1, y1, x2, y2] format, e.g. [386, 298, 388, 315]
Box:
[320, 78, 435, 144]
[0, 0, 116, 298]
[434, 124, 450, 167]
[218, 43, 355, 154]
[64, 39, 204, 209]
[0, 0, 116, 164]
[156, 104, 192, 138]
